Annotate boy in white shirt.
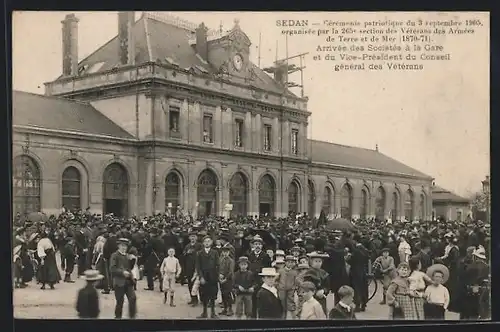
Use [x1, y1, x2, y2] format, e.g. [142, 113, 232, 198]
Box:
[160, 248, 182, 306]
[299, 281, 326, 320]
[424, 267, 450, 319]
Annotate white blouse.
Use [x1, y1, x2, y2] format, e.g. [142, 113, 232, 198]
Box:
[408, 270, 427, 295]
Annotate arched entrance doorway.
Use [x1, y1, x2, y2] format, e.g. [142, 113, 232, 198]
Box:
[322, 186, 332, 215]
[375, 187, 386, 221]
[288, 180, 300, 215]
[102, 163, 129, 217]
[13, 155, 41, 215]
[229, 172, 248, 217]
[165, 172, 181, 215]
[197, 169, 218, 216]
[391, 191, 399, 221]
[62, 166, 81, 212]
[404, 190, 414, 221]
[258, 174, 275, 216]
[340, 184, 353, 219]
[361, 188, 369, 220]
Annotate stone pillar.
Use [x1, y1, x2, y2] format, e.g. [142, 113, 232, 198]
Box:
[155, 178, 165, 214]
[245, 112, 252, 151]
[190, 101, 201, 143]
[282, 120, 290, 155]
[255, 114, 261, 152]
[273, 117, 279, 153]
[214, 106, 222, 148]
[351, 184, 361, 220]
[144, 161, 154, 216]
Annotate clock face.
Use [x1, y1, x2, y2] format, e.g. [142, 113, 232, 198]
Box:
[233, 54, 243, 71]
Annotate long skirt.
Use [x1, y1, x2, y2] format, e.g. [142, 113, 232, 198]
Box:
[389, 295, 424, 320]
[21, 254, 34, 283]
[36, 249, 61, 284]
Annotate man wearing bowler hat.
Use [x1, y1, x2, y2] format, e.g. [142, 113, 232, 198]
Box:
[110, 238, 137, 319]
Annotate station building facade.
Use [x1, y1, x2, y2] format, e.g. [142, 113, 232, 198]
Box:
[13, 12, 434, 220]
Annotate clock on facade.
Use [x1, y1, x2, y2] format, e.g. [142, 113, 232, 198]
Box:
[233, 54, 243, 71]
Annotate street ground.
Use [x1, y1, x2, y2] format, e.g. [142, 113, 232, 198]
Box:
[13, 255, 460, 320]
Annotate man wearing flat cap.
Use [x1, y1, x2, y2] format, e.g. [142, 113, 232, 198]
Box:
[195, 235, 220, 318]
[248, 235, 272, 318]
[110, 238, 137, 319]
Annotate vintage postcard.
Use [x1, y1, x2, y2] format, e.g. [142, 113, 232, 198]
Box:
[12, 11, 489, 320]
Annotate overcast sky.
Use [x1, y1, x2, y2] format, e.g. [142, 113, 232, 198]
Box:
[12, 11, 489, 197]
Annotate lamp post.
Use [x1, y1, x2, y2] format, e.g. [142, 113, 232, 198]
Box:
[481, 175, 490, 223]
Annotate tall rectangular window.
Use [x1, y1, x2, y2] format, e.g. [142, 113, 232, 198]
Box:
[264, 125, 272, 151]
[169, 106, 180, 137]
[291, 129, 299, 155]
[235, 119, 244, 147]
[203, 114, 213, 143]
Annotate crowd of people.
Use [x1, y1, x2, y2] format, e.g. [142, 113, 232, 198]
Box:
[12, 208, 491, 320]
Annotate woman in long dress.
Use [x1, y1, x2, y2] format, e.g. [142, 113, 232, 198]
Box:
[386, 262, 423, 320]
[36, 233, 62, 289]
[407, 257, 432, 319]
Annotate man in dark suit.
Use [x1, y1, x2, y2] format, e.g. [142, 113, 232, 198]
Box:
[256, 267, 283, 319]
[195, 235, 220, 319]
[414, 240, 433, 272]
[247, 235, 272, 319]
[109, 238, 137, 319]
[102, 229, 117, 294]
[183, 232, 202, 306]
[143, 228, 165, 291]
[220, 233, 235, 259]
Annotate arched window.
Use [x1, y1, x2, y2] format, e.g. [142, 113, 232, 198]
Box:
[197, 169, 218, 216]
[62, 166, 81, 212]
[361, 188, 368, 220]
[419, 193, 426, 220]
[404, 190, 414, 221]
[375, 187, 386, 221]
[288, 181, 300, 215]
[340, 184, 353, 219]
[391, 192, 399, 221]
[258, 175, 275, 217]
[322, 186, 332, 215]
[103, 163, 129, 217]
[13, 155, 41, 215]
[165, 172, 180, 215]
[307, 180, 315, 217]
[229, 172, 248, 217]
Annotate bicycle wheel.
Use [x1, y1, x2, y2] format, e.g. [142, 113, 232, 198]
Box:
[367, 277, 378, 302]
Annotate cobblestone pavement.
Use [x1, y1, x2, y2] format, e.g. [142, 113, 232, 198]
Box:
[13, 256, 459, 320]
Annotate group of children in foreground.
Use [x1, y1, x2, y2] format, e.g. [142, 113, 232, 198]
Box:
[76, 244, 450, 320]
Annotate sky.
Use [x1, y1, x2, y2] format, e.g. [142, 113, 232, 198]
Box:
[12, 11, 490, 197]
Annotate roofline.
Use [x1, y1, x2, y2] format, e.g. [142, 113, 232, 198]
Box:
[311, 161, 433, 181]
[13, 125, 138, 144]
[432, 199, 470, 204]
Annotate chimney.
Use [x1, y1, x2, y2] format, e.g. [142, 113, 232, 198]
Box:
[195, 23, 208, 60]
[118, 12, 135, 66]
[375, 144, 379, 152]
[61, 14, 79, 76]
